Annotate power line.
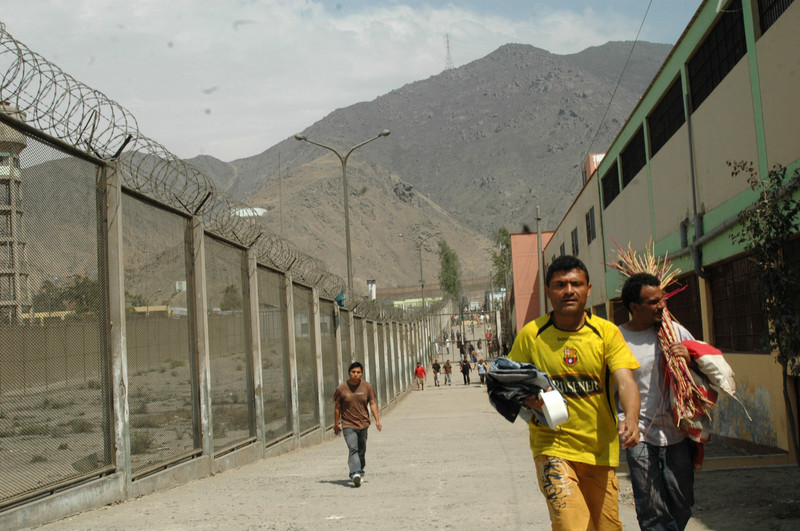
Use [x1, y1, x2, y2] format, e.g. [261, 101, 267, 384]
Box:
[578, 0, 655, 180]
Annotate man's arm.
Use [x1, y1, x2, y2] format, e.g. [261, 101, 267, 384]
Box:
[614, 367, 641, 448]
[370, 399, 382, 431]
[333, 400, 342, 435]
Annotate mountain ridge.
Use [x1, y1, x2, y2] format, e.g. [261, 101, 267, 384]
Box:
[187, 40, 672, 290]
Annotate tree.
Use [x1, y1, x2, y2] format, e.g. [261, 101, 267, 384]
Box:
[32, 279, 64, 312]
[125, 291, 148, 313]
[437, 239, 461, 303]
[60, 276, 100, 314]
[729, 160, 800, 463]
[491, 227, 512, 290]
[219, 284, 242, 311]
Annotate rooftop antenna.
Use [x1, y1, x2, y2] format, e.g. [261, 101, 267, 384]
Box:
[444, 34, 454, 70]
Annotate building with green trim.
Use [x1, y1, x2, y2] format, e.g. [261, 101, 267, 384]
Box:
[542, 0, 798, 461]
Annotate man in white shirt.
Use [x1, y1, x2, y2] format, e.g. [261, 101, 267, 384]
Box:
[619, 273, 696, 531]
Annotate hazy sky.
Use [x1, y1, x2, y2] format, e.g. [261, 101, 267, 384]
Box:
[0, 1, 701, 161]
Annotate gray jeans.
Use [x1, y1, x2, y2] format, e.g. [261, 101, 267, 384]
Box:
[342, 427, 368, 478]
[626, 438, 695, 531]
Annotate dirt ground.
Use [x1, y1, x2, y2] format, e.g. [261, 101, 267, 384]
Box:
[666, 465, 800, 531]
[31, 380, 800, 531]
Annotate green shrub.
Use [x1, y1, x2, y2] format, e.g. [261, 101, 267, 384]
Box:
[130, 431, 155, 455]
[20, 424, 51, 436]
[66, 419, 94, 434]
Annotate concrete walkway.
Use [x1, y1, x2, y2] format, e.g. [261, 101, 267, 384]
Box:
[32, 380, 660, 530]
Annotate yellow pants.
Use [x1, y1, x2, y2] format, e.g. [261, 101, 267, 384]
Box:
[534, 455, 622, 531]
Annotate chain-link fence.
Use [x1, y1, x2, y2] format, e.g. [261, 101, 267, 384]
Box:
[0, 132, 114, 506]
[122, 192, 199, 475]
[0, 21, 446, 520]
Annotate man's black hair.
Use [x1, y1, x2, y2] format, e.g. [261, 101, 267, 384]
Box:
[621, 272, 661, 313]
[545, 255, 590, 286]
[348, 361, 363, 372]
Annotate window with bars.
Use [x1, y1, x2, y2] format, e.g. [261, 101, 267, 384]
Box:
[0, 275, 13, 300]
[571, 228, 579, 256]
[688, 0, 746, 112]
[585, 207, 596, 245]
[601, 162, 620, 209]
[0, 243, 10, 268]
[610, 298, 628, 326]
[708, 254, 768, 352]
[621, 128, 646, 188]
[559, 243, 566, 257]
[758, 0, 794, 34]
[0, 212, 10, 236]
[648, 77, 685, 158]
[666, 273, 704, 341]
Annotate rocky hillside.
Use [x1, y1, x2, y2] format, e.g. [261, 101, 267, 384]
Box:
[189, 41, 673, 290]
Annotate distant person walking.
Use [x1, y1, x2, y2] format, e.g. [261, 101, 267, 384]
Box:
[443, 360, 453, 385]
[432, 359, 441, 387]
[460, 358, 471, 385]
[414, 362, 427, 390]
[477, 359, 488, 386]
[333, 362, 382, 488]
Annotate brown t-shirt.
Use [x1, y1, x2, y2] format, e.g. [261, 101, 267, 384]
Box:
[333, 380, 376, 430]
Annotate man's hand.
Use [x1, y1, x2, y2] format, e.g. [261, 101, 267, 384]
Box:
[333, 424, 341, 436]
[375, 420, 382, 431]
[613, 367, 641, 449]
[522, 386, 553, 411]
[618, 416, 640, 449]
[668, 343, 693, 365]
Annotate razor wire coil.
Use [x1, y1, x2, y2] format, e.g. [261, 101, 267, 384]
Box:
[0, 20, 439, 321]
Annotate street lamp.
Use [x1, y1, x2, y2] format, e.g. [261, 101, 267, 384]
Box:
[295, 130, 390, 297]
[399, 231, 440, 310]
[400, 230, 440, 365]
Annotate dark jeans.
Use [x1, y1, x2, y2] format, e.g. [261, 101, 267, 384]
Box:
[626, 439, 695, 531]
[462, 372, 470, 384]
[342, 427, 368, 478]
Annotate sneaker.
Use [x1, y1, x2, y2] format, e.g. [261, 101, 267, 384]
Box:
[352, 474, 362, 487]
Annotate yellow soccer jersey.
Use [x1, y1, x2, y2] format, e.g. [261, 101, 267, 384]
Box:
[508, 311, 639, 466]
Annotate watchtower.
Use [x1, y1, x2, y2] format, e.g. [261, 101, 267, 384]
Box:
[0, 101, 29, 323]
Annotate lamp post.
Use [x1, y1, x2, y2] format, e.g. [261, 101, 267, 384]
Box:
[400, 231, 440, 361]
[398, 232, 439, 310]
[295, 130, 390, 296]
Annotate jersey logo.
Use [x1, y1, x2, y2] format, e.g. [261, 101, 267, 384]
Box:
[563, 347, 578, 366]
[552, 374, 603, 399]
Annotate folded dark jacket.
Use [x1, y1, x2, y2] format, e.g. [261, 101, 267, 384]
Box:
[485, 357, 556, 424]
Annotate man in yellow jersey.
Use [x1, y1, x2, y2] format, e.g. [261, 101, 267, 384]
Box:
[508, 255, 641, 530]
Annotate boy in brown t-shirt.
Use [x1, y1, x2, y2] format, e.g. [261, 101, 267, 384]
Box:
[333, 362, 382, 487]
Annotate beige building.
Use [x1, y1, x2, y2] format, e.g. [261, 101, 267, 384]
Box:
[540, 0, 800, 462]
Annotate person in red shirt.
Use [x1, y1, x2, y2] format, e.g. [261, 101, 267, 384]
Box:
[414, 362, 427, 390]
[333, 362, 382, 487]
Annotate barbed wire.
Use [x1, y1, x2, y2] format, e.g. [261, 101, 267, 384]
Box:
[0, 20, 437, 321]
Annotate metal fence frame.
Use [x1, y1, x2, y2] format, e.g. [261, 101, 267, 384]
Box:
[0, 111, 443, 530]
